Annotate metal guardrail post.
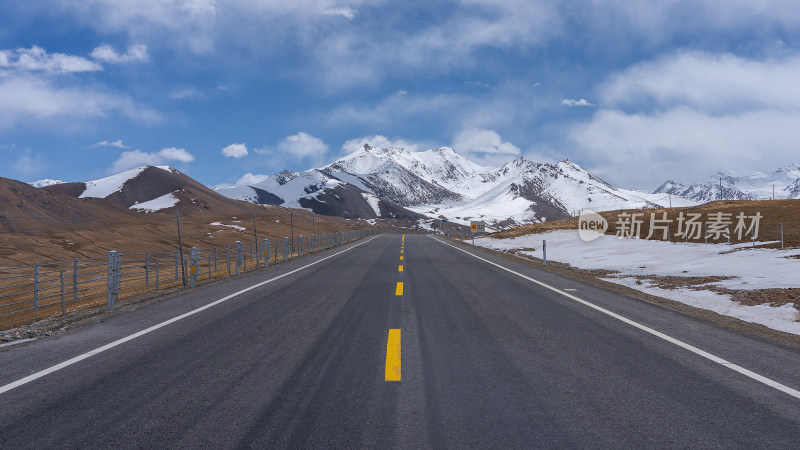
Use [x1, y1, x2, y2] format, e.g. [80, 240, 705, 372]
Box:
[73, 258, 78, 302]
[107, 251, 117, 310]
[115, 252, 122, 300]
[60, 270, 66, 316]
[145, 251, 150, 285]
[263, 239, 270, 268]
[299, 235, 304, 256]
[235, 241, 243, 276]
[283, 237, 289, 261]
[227, 245, 231, 275]
[34, 262, 40, 311]
[190, 247, 199, 288]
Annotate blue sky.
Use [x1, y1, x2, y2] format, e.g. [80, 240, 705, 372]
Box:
[2, 1, 800, 190]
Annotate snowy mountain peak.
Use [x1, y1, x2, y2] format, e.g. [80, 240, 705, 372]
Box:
[656, 164, 800, 201]
[28, 179, 64, 188]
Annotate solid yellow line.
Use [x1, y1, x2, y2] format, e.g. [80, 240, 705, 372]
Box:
[385, 329, 401, 381]
[395, 282, 403, 295]
[398, 265, 403, 272]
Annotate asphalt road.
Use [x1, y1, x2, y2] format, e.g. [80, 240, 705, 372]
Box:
[2, 234, 800, 448]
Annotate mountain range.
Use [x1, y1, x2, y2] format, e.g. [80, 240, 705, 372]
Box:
[27, 146, 797, 231]
[654, 164, 800, 202]
[215, 144, 694, 228]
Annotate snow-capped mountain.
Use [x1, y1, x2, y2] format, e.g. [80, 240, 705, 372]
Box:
[218, 144, 697, 228]
[654, 164, 800, 202]
[214, 165, 425, 221]
[27, 179, 65, 188]
[42, 165, 246, 214]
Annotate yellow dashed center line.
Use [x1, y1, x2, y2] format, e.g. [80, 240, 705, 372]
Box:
[400, 256, 404, 261]
[398, 265, 404, 272]
[385, 329, 401, 381]
[395, 282, 403, 295]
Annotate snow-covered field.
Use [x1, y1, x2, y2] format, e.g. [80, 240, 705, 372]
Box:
[472, 230, 800, 334]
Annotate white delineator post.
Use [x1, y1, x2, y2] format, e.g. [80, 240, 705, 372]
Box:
[543, 240, 547, 266]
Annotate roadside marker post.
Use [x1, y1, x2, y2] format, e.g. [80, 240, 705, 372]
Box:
[190, 247, 199, 288]
[543, 240, 547, 266]
[263, 239, 270, 268]
[235, 241, 243, 276]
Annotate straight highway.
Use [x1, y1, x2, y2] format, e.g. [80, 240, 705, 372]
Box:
[1, 234, 800, 448]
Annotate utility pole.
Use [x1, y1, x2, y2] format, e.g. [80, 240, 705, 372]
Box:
[172, 211, 187, 286]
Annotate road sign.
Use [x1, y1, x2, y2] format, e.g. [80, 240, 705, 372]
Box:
[470, 221, 486, 235]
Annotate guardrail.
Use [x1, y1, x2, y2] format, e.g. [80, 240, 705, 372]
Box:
[1, 228, 381, 330]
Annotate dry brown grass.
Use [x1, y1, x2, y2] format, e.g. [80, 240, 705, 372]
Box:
[491, 199, 800, 248]
[0, 236, 352, 331]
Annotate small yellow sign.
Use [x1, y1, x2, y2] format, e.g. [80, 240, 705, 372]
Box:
[471, 224, 477, 230]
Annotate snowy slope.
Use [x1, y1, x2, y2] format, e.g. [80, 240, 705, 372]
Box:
[78, 166, 175, 199]
[130, 191, 180, 212]
[215, 169, 342, 209]
[655, 164, 800, 201]
[410, 158, 697, 229]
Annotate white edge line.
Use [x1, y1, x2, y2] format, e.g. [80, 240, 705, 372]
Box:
[431, 236, 800, 401]
[0, 236, 380, 395]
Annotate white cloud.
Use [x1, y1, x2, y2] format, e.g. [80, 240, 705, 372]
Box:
[601, 51, 800, 113]
[562, 98, 595, 107]
[222, 142, 248, 158]
[235, 173, 270, 186]
[341, 135, 422, 154]
[90, 44, 149, 63]
[91, 139, 129, 149]
[322, 6, 355, 19]
[452, 128, 521, 165]
[1, 46, 102, 74]
[12, 150, 46, 178]
[0, 75, 161, 128]
[570, 108, 800, 188]
[568, 51, 800, 188]
[277, 132, 328, 160]
[169, 87, 202, 99]
[159, 147, 194, 162]
[109, 147, 194, 173]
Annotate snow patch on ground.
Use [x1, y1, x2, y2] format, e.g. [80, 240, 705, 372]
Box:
[473, 230, 800, 334]
[362, 192, 381, 216]
[130, 191, 179, 212]
[210, 222, 246, 231]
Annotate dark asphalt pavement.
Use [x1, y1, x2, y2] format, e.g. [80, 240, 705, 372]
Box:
[1, 234, 800, 448]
